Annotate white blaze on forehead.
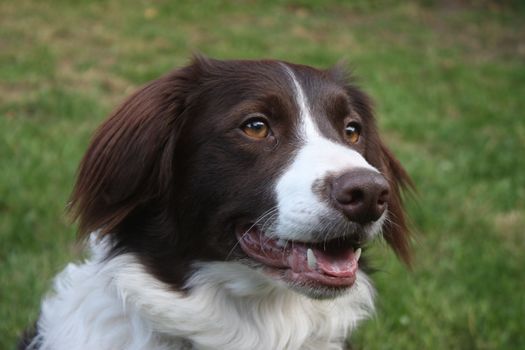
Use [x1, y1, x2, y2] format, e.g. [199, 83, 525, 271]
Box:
[280, 64, 320, 141]
[274, 64, 380, 241]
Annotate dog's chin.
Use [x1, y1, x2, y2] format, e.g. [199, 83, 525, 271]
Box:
[289, 282, 352, 300]
[235, 223, 367, 300]
[269, 268, 355, 300]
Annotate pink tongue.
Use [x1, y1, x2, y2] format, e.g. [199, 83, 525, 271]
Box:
[237, 228, 358, 280]
[310, 247, 356, 277]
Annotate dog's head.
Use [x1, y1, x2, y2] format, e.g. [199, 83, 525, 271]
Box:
[71, 57, 411, 299]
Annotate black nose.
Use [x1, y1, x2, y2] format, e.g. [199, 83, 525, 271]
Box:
[331, 168, 390, 224]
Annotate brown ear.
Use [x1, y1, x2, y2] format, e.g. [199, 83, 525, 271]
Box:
[69, 62, 200, 238]
[378, 141, 414, 265]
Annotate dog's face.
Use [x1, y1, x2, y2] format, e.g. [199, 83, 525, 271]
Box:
[71, 57, 411, 299]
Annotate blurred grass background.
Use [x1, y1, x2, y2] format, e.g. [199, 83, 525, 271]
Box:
[1, 0, 524, 349]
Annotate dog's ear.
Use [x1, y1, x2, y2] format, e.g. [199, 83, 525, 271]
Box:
[333, 67, 413, 265]
[69, 59, 205, 238]
[376, 140, 413, 265]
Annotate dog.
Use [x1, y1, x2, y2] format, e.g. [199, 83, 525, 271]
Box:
[22, 57, 411, 350]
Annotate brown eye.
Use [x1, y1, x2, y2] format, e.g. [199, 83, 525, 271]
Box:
[241, 117, 270, 139]
[345, 122, 361, 144]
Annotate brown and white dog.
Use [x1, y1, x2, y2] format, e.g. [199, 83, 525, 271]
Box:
[24, 57, 411, 350]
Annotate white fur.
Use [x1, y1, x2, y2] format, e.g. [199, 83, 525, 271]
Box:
[274, 66, 380, 242]
[32, 236, 375, 350]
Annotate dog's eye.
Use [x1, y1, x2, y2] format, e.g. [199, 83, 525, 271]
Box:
[344, 122, 361, 144]
[241, 117, 270, 139]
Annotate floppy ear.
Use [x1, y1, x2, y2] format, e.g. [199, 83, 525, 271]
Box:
[337, 71, 413, 265]
[377, 141, 413, 265]
[69, 62, 200, 238]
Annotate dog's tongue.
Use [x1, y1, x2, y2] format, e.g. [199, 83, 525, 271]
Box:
[237, 227, 360, 286]
[290, 244, 358, 277]
[311, 247, 356, 277]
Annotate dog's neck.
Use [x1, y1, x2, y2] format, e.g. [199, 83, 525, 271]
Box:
[33, 236, 375, 350]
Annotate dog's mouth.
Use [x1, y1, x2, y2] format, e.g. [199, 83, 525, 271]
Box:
[236, 224, 362, 289]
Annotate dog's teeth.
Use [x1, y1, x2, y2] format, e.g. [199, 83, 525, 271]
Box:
[276, 239, 286, 247]
[355, 248, 362, 262]
[307, 248, 317, 269]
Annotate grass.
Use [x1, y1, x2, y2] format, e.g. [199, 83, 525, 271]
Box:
[1, 0, 524, 349]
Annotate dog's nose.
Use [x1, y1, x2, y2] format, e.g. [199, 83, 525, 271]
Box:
[331, 169, 389, 224]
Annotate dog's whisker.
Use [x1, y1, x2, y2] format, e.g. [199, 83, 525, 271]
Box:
[259, 211, 280, 258]
[225, 207, 279, 261]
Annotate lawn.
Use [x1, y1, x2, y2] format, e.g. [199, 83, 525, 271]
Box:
[1, 0, 524, 349]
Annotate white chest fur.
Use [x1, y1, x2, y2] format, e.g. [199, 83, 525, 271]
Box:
[31, 238, 375, 350]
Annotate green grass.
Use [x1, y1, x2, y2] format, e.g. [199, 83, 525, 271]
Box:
[1, 1, 524, 349]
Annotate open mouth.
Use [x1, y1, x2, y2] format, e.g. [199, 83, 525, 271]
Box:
[236, 224, 362, 289]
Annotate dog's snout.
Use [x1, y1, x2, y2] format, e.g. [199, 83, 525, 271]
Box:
[331, 169, 389, 224]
